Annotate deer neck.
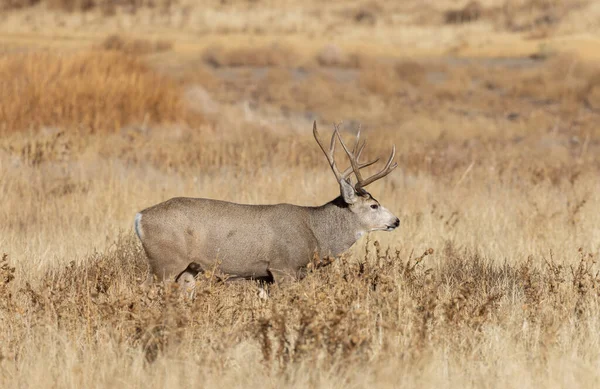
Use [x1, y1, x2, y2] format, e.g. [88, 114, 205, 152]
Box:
[308, 196, 365, 259]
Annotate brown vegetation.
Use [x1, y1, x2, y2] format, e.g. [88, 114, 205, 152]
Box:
[199, 46, 600, 142]
[444, 1, 483, 24]
[1, 232, 600, 386]
[202, 43, 302, 68]
[1, 52, 600, 382]
[499, 0, 583, 32]
[0, 0, 176, 12]
[1, 0, 600, 387]
[98, 34, 173, 55]
[0, 51, 199, 134]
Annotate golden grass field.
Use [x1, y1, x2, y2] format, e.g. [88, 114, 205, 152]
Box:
[1, 0, 600, 387]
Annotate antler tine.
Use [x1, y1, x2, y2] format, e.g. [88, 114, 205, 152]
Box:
[329, 124, 337, 154]
[351, 126, 368, 160]
[356, 145, 398, 189]
[341, 157, 379, 178]
[334, 125, 380, 184]
[334, 125, 365, 183]
[353, 125, 362, 155]
[335, 124, 378, 178]
[355, 140, 366, 159]
[313, 121, 347, 183]
[318, 121, 397, 189]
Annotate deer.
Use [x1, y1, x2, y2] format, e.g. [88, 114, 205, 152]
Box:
[134, 121, 400, 292]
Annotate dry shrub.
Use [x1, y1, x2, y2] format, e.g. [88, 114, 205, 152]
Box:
[46, 0, 95, 11]
[202, 44, 300, 68]
[98, 34, 173, 55]
[337, 1, 382, 26]
[0, 0, 40, 10]
[351, 6, 379, 25]
[3, 234, 600, 382]
[444, 1, 483, 24]
[0, 129, 75, 166]
[0, 51, 199, 134]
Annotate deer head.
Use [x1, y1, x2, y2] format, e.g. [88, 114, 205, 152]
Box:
[313, 121, 400, 233]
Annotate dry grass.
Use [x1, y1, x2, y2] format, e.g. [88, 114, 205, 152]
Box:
[0, 0, 39, 10]
[0, 0, 176, 12]
[202, 43, 303, 68]
[1, 217, 600, 387]
[1, 2, 600, 385]
[0, 51, 199, 134]
[497, 0, 589, 32]
[1, 97, 600, 387]
[199, 46, 600, 142]
[97, 34, 173, 55]
[506, 54, 600, 113]
[444, 1, 483, 24]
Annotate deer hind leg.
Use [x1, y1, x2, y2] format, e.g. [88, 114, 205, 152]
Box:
[174, 262, 204, 298]
[267, 267, 297, 285]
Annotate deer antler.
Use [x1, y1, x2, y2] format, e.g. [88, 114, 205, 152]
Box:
[313, 121, 349, 183]
[334, 124, 397, 190]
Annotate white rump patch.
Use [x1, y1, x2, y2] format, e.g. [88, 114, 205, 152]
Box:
[134, 213, 143, 239]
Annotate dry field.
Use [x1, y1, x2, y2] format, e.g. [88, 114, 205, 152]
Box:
[1, 1, 600, 388]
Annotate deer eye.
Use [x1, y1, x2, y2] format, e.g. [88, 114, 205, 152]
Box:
[370, 204, 379, 210]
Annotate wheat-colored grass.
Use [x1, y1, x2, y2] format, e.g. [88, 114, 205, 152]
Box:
[0, 51, 199, 134]
[2, 0, 600, 61]
[2, 113, 600, 388]
[1, 2, 600, 386]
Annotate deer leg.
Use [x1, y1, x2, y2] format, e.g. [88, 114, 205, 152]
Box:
[174, 262, 204, 298]
[268, 267, 297, 285]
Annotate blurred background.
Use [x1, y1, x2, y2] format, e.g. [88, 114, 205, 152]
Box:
[1, 0, 599, 268]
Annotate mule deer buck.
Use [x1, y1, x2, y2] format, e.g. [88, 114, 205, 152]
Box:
[135, 122, 400, 291]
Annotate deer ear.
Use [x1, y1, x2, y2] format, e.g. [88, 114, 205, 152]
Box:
[340, 179, 357, 204]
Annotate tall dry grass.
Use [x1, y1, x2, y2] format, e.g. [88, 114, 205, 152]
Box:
[0, 51, 199, 134]
[1, 42, 600, 388]
[2, 119, 599, 387]
[2, 233, 600, 388]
